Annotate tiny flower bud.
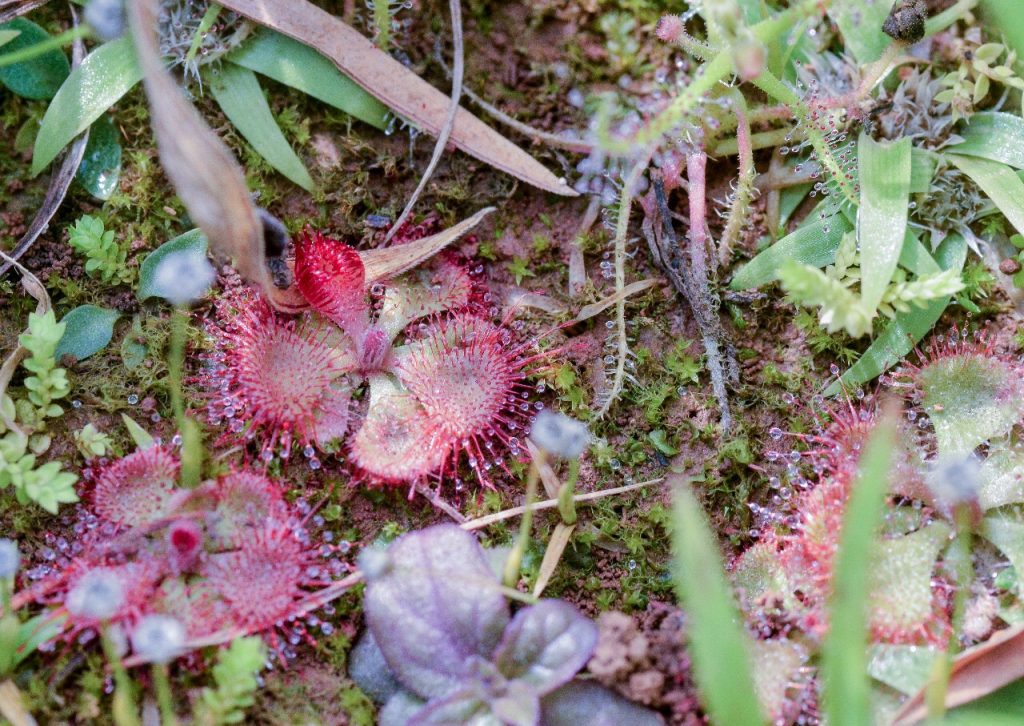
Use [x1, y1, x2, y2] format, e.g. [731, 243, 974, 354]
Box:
[529, 410, 591, 459]
[131, 614, 186, 663]
[152, 248, 216, 306]
[84, 0, 125, 42]
[655, 15, 685, 44]
[66, 569, 126, 621]
[0, 539, 20, 579]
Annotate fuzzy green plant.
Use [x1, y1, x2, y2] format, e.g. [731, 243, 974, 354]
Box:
[0, 311, 78, 513]
[195, 637, 267, 726]
[68, 215, 133, 285]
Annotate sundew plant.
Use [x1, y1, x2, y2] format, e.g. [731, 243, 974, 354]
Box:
[3, 0, 1024, 723]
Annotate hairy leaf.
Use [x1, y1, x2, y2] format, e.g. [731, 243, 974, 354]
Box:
[858, 134, 911, 312]
[0, 18, 69, 99]
[138, 229, 209, 301]
[55, 305, 120, 362]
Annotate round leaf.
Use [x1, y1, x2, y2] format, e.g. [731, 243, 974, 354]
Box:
[138, 229, 209, 301]
[493, 600, 597, 695]
[55, 305, 120, 361]
[77, 114, 122, 200]
[0, 19, 70, 100]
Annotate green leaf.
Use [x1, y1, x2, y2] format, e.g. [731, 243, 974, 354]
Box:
[858, 134, 911, 312]
[867, 644, 941, 697]
[226, 28, 388, 130]
[138, 229, 209, 301]
[671, 484, 763, 726]
[208, 63, 314, 191]
[76, 114, 122, 200]
[55, 305, 120, 361]
[950, 154, 1024, 236]
[31, 35, 142, 175]
[980, 0, 1024, 65]
[824, 233, 967, 396]
[121, 413, 156, 450]
[822, 414, 897, 726]
[0, 29, 20, 50]
[0, 19, 69, 100]
[949, 112, 1024, 169]
[730, 205, 853, 290]
[909, 148, 936, 194]
[827, 0, 895, 63]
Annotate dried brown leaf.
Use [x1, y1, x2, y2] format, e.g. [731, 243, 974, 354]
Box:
[217, 0, 576, 196]
[574, 278, 661, 323]
[533, 522, 576, 598]
[893, 623, 1024, 724]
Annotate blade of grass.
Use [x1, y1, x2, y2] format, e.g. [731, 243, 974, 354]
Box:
[30, 35, 142, 175]
[950, 154, 1024, 235]
[858, 133, 911, 313]
[729, 204, 853, 290]
[824, 233, 967, 396]
[671, 479, 764, 726]
[949, 112, 1024, 169]
[822, 411, 899, 726]
[226, 28, 387, 129]
[208, 62, 315, 191]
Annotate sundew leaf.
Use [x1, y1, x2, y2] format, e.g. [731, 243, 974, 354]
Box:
[858, 134, 911, 313]
[76, 114, 122, 200]
[827, 0, 895, 63]
[226, 28, 387, 129]
[822, 414, 898, 726]
[0, 18, 70, 100]
[208, 62, 315, 191]
[730, 203, 853, 290]
[981, 515, 1024, 599]
[54, 305, 121, 361]
[138, 229, 209, 301]
[824, 233, 967, 396]
[361, 524, 510, 699]
[868, 644, 941, 697]
[31, 35, 142, 175]
[750, 639, 809, 721]
[950, 154, 1024, 236]
[671, 481, 763, 726]
[977, 448, 1024, 511]
[950, 112, 1024, 169]
[919, 353, 1024, 459]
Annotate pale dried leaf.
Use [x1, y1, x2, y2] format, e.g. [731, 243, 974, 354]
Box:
[893, 623, 1024, 724]
[217, 0, 576, 196]
[533, 523, 575, 598]
[574, 279, 660, 323]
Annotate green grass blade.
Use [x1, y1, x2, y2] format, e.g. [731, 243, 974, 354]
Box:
[979, 0, 1024, 62]
[949, 112, 1024, 169]
[858, 133, 911, 312]
[824, 233, 967, 396]
[226, 29, 388, 130]
[671, 483, 764, 726]
[950, 154, 1024, 235]
[209, 63, 315, 191]
[730, 203, 853, 290]
[910, 148, 936, 193]
[821, 413, 899, 726]
[31, 35, 142, 176]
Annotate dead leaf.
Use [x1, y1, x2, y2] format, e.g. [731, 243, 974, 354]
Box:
[0, 680, 36, 726]
[533, 522, 576, 598]
[893, 623, 1024, 724]
[527, 439, 562, 499]
[127, 0, 282, 306]
[574, 278, 661, 322]
[217, 0, 576, 196]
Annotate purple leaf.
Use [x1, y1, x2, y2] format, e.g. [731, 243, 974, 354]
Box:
[493, 600, 598, 695]
[410, 681, 539, 726]
[541, 681, 665, 726]
[362, 525, 510, 699]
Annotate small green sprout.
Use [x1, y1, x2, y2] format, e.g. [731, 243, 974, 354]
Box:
[68, 215, 133, 285]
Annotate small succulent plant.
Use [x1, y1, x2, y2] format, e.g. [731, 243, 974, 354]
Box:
[734, 330, 1024, 713]
[22, 447, 349, 662]
[349, 524, 662, 725]
[202, 228, 549, 487]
